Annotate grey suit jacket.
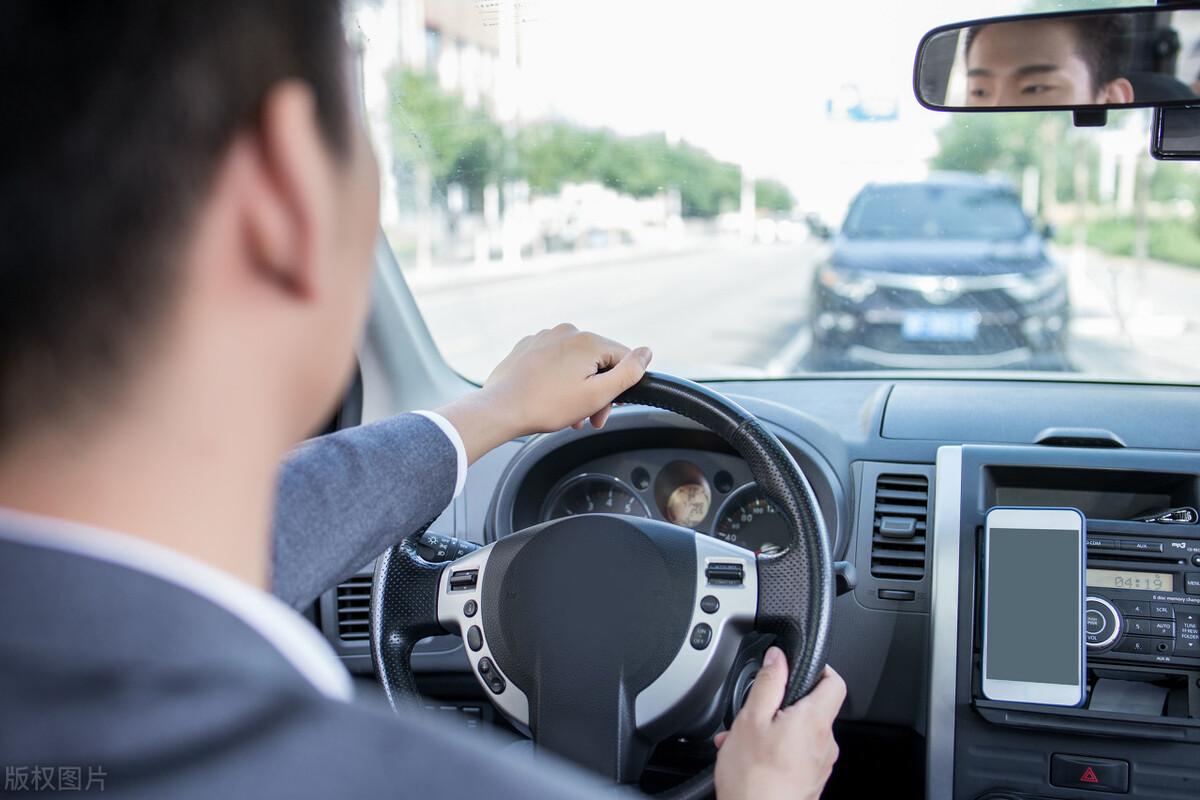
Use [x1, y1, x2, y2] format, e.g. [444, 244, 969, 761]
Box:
[0, 413, 608, 798]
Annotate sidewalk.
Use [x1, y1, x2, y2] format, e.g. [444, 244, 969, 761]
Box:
[1059, 243, 1200, 380]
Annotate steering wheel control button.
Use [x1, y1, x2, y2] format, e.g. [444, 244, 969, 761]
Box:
[700, 595, 720, 614]
[705, 561, 744, 585]
[689, 622, 713, 650]
[1050, 754, 1129, 793]
[1085, 597, 1120, 650]
[477, 657, 493, 676]
[463, 599, 478, 617]
[487, 676, 506, 694]
[466, 625, 483, 652]
[449, 569, 478, 591]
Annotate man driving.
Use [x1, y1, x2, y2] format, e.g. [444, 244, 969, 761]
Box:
[963, 16, 1135, 107]
[0, 2, 844, 798]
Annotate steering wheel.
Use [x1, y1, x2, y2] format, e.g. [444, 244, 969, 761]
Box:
[371, 372, 833, 798]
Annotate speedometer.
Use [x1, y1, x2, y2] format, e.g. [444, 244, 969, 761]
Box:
[542, 474, 651, 521]
[712, 483, 789, 556]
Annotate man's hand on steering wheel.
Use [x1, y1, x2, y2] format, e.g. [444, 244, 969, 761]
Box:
[714, 648, 846, 800]
[435, 323, 655, 464]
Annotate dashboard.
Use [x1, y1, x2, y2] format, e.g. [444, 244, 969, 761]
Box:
[526, 443, 840, 559]
[317, 375, 1200, 798]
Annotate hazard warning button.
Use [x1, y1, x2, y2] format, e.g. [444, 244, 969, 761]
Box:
[1050, 754, 1129, 793]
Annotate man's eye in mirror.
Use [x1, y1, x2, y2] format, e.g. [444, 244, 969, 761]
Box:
[916, 7, 1200, 112]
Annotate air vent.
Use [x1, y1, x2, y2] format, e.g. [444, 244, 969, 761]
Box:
[870, 474, 929, 581]
[335, 575, 372, 641]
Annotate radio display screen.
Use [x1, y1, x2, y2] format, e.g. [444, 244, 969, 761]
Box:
[1086, 568, 1175, 592]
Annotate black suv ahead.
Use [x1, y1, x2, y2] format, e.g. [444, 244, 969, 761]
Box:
[808, 173, 1068, 370]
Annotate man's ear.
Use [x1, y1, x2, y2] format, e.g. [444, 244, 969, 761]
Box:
[241, 81, 336, 301]
[1098, 77, 1135, 105]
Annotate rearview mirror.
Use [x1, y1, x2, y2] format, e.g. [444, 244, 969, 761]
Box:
[915, 6, 1200, 113]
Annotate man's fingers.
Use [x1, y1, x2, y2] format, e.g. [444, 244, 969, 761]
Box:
[781, 665, 847, 724]
[590, 404, 613, 429]
[806, 666, 847, 720]
[741, 646, 787, 726]
[589, 346, 652, 401]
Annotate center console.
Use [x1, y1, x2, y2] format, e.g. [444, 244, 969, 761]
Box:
[929, 445, 1200, 800]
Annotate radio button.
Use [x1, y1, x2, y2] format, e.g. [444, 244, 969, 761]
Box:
[1125, 618, 1151, 636]
[1116, 599, 1150, 617]
[1115, 636, 1154, 655]
[1176, 616, 1198, 655]
[1087, 537, 1118, 551]
[1121, 540, 1164, 553]
[1085, 597, 1120, 649]
[1178, 613, 1199, 653]
[1185, 573, 1200, 595]
[1149, 602, 1174, 619]
[1149, 620, 1175, 638]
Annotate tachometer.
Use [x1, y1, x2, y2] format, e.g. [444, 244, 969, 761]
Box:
[712, 484, 789, 556]
[542, 474, 651, 521]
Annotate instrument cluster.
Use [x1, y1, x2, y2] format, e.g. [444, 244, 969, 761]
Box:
[541, 455, 789, 555]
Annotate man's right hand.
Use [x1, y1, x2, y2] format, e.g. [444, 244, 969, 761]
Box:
[713, 647, 846, 800]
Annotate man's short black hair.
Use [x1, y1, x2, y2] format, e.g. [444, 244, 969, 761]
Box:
[0, 1, 349, 447]
[965, 15, 1133, 93]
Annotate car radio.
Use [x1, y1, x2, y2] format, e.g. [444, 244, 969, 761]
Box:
[1084, 529, 1200, 665]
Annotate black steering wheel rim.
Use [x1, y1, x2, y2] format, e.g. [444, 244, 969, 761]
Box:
[371, 372, 833, 798]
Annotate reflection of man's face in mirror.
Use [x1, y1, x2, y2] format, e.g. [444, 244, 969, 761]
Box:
[965, 19, 1135, 107]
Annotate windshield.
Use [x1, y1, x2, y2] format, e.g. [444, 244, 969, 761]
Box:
[352, 0, 1200, 382]
[843, 185, 1031, 241]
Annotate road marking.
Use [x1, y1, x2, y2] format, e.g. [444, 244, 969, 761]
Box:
[765, 325, 812, 376]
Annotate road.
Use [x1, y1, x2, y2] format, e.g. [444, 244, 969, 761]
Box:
[409, 239, 1200, 384]
[411, 241, 823, 381]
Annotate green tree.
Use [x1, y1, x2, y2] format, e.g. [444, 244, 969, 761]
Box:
[389, 70, 503, 198]
[755, 178, 795, 213]
[931, 113, 1048, 176]
[390, 68, 789, 219]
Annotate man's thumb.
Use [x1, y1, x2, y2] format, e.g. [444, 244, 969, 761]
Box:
[596, 346, 652, 395]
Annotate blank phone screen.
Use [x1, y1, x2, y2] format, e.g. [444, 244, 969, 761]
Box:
[985, 527, 1081, 685]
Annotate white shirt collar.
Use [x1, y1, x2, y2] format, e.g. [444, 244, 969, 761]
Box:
[0, 506, 353, 702]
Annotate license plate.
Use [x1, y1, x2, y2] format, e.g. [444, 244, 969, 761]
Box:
[901, 311, 979, 342]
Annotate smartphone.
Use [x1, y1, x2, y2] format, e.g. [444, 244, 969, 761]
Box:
[981, 507, 1085, 706]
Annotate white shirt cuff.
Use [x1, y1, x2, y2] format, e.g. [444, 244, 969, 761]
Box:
[413, 410, 467, 500]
